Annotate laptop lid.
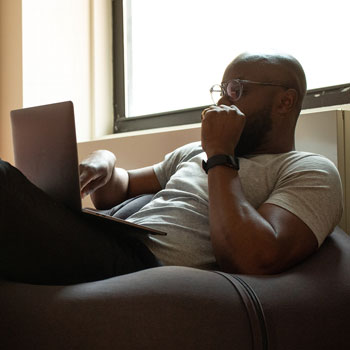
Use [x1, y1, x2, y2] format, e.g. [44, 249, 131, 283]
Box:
[11, 101, 166, 236]
[11, 101, 82, 211]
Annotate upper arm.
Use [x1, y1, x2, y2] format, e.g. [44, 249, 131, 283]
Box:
[127, 166, 162, 198]
[257, 203, 318, 273]
[255, 155, 342, 272]
[209, 154, 341, 274]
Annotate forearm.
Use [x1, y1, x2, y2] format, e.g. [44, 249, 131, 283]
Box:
[208, 166, 280, 274]
[91, 167, 129, 210]
[91, 166, 162, 210]
[80, 149, 161, 210]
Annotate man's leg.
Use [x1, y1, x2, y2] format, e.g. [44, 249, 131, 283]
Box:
[0, 160, 159, 285]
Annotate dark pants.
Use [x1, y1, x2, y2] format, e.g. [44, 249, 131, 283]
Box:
[0, 160, 160, 285]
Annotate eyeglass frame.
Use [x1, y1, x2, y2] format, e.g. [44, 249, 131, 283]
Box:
[209, 79, 291, 105]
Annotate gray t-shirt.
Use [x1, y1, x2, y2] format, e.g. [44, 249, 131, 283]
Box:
[127, 141, 343, 269]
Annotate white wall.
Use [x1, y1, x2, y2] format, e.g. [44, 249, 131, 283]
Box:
[22, 0, 113, 142]
[0, 0, 22, 163]
[296, 109, 340, 167]
[295, 107, 350, 233]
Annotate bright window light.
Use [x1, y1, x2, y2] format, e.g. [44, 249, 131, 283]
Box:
[124, 0, 350, 117]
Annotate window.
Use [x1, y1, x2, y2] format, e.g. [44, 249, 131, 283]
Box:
[113, 0, 350, 133]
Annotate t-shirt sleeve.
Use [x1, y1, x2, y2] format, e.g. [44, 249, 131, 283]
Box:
[265, 154, 343, 246]
[153, 142, 201, 189]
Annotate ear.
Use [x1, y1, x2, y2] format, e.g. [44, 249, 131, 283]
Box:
[275, 89, 298, 114]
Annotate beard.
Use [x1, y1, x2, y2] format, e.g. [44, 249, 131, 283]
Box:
[234, 106, 273, 157]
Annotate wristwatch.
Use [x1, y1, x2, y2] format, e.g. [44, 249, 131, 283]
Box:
[202, 154, 240, 174]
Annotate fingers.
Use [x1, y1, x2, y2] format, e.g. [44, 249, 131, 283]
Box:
[201, 105, 244, 120]
[80, 176, 105, 198]
[79, 164, 90, 188]
[78, 150, 116, 198]
[79, 162, 107, 198]
[79, 164, 98, 198]
[200, 104, 246, 157]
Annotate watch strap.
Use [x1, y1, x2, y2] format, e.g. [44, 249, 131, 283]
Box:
[202, 154, 240, 174]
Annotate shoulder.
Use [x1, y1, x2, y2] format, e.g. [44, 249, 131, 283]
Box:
[279, 151, 337, 169]
[265, 151, 342, 204]
[174, 141, 203, 156]
[163, 141, 203, 163]
[272, 151, 341, 185]
[246, 151, 336, 169]
[153, 141, 203, 186]
[240, 151, 341, 187]
[263, 151, 343, 246]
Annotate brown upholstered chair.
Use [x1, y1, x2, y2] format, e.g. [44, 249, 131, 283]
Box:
[1, 196, 349, 350]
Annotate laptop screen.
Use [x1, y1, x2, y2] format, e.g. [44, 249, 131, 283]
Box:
[11, 101, 82, 211]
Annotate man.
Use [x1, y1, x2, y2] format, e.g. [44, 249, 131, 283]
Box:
[0, 52, 343, 285]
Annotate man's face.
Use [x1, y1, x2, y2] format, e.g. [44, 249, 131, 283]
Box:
[234, 105, 273, 157]
[217, 60, 278, 156]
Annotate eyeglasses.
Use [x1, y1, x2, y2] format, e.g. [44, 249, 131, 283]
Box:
[209, 79, 290, 105]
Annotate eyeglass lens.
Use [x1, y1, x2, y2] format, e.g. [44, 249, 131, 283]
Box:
[210, 84, 223, 105]
[226, 80, 242, 101]
[210, 80, 243, 105]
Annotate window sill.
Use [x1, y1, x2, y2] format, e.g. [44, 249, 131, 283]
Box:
[83, 121, 201, 143]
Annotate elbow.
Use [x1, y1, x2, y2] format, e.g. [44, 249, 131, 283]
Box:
[214, 243, 284, 275]
[210, 224, 295, 275]
[217, 256, 283, 275]
[91, 198, 109, 211]
[92, 201, 109, 211]
[217, 259, 283, 275]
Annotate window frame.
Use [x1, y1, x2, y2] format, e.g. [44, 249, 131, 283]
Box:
[112, 0, 350, 133]
[112, 0, 202, 133]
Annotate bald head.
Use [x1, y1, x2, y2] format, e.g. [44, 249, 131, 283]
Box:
[230, 52, 307, 111]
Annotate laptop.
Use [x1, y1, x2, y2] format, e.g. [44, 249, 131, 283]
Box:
[10, 101, 166, 236]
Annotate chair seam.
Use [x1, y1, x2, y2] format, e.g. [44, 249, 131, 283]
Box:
[213, 271, 268, 350]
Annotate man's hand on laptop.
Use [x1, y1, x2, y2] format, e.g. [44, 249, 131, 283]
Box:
[79, 150, 116, 199]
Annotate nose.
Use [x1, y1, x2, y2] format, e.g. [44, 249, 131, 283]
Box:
[217, 95, 234, 106]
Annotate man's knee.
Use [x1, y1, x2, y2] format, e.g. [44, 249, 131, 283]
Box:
[0, 160, 22, 186]
[0, 159, 11, 179]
